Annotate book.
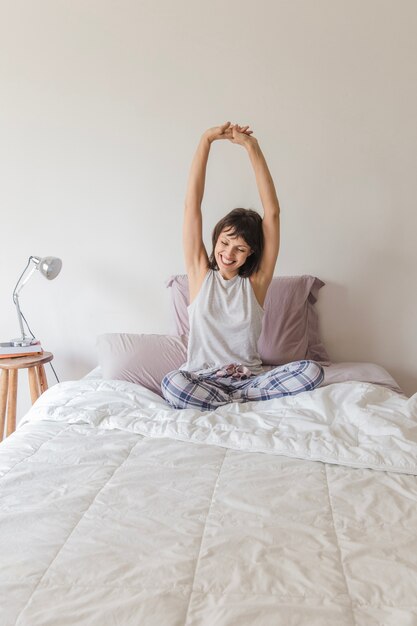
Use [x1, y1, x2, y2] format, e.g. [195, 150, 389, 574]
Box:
[0, 342, 43, 359]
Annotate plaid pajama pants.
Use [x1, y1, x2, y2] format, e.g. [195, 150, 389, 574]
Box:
[161, 360, 324, 411]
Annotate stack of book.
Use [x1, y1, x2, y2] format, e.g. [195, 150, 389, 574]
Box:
[0, 342, 43, 359]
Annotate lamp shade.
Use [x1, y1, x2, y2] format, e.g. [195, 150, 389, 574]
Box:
[35, 256, 62, 280]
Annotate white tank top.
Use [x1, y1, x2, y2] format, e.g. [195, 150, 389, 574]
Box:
[182, 269, 264, 374]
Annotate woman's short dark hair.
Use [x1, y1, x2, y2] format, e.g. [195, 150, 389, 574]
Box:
[209, 208, 264, 277]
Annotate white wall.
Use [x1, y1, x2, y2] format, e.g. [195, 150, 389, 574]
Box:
[1, 0, 416, 423]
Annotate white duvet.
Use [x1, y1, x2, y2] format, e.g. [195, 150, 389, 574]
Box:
[23, 378, 417, 474]
[1, 379, 417, 625]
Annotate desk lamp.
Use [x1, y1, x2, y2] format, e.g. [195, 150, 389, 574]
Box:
[12, 256, 62, 347]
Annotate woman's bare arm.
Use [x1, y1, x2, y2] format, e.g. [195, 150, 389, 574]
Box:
[183, 122, 232, 301]
[229, 125, 280, 304]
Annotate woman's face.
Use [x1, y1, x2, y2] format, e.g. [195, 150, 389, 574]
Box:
[214, 228, 253, 279]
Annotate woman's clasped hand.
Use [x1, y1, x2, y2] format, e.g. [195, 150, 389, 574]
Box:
[203, 121, 256, 145]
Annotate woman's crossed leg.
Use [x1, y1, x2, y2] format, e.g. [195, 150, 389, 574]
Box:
[162, 360, 324, 411]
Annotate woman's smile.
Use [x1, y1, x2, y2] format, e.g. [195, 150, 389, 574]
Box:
[219, 255, 235, 266]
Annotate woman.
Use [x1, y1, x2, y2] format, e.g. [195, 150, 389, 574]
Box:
[162, 122, 323, 410]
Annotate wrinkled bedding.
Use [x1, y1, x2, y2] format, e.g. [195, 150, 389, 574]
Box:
[1, 378, 417, 625]
[22, 379, 417, 474]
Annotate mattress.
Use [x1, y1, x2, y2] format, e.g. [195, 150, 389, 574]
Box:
[1, 369, 417, 625]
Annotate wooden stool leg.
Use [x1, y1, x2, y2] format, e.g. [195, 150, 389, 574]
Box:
[28, 366, 41, 404]
[37, 364, 49, 394]
[6, 369, 18, 437]
[0, 369, 9, 441]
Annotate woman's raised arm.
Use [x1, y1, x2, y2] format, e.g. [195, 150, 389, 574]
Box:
[229, 125, 280, 298]
[183, 122, 232, 300]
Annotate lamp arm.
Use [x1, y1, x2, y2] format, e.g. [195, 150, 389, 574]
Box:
[13, 293, 28, 341]
[11, 257, 40, 345]
[13, 258, 38, 300]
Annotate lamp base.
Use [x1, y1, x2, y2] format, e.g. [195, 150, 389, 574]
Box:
[10, 338, 41, 348]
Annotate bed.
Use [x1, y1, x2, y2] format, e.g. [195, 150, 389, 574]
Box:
[1, 276, 417, 625]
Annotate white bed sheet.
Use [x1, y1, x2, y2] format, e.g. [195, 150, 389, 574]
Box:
[1, 375, 417, 625]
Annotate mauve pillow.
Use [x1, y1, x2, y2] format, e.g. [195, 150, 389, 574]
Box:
[166, 274, 330, 365]
[97, 333, 188, 396]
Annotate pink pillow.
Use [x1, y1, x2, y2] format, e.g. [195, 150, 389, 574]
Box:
[166, 274, 330, 365]
[97, 333, 188, 396]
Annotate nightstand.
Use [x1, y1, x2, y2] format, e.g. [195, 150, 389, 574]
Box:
[0, 351, 54, 440]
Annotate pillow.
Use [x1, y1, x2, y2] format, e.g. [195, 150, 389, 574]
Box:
[166, 274, 330, 365]
[97, 333, 188, 396]
[321, 362, 403, 394]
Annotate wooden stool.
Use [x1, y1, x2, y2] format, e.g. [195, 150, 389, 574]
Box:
[0, 352, 53, 441]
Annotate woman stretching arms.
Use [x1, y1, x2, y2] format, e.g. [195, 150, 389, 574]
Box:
[162, 122, 323, 410]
